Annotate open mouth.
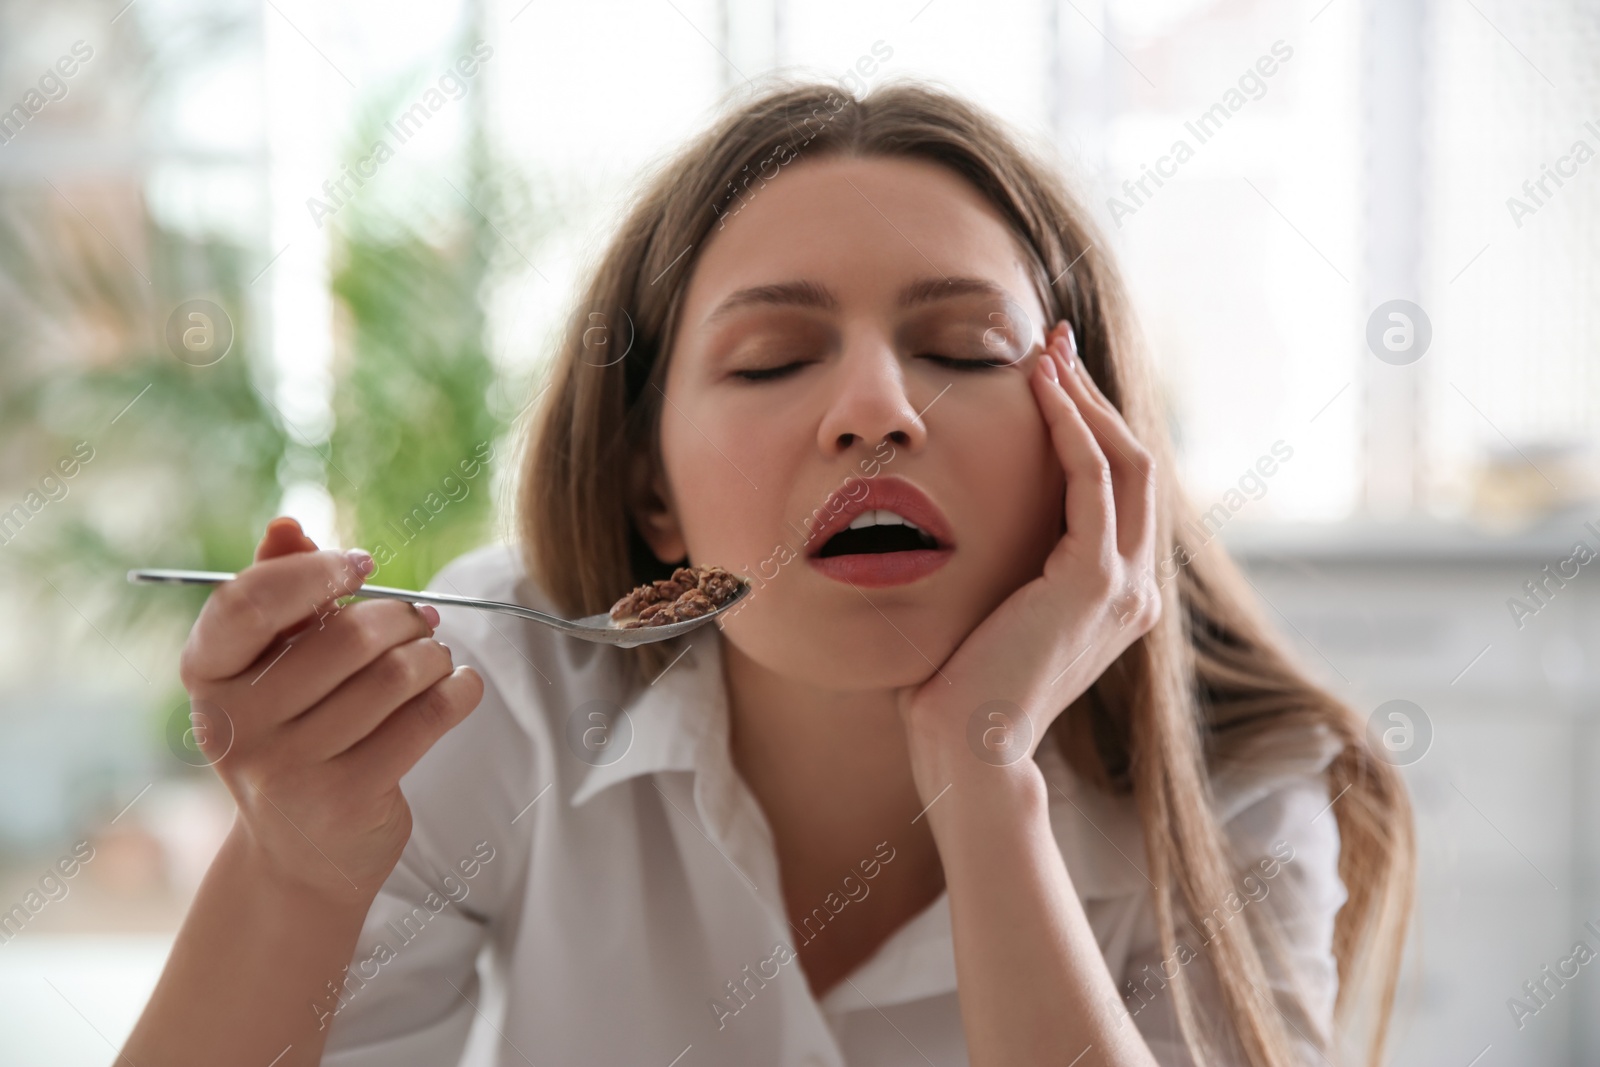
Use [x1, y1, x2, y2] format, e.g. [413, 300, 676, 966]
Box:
[804, 476, 954, 587]
[817, 510, 941, 557]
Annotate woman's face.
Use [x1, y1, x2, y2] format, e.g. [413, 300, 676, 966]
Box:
[640, 153, 1065, 690]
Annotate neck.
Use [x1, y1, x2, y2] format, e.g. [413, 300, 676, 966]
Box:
[719, 636, 942, 870]
[721, 637, 918, 817]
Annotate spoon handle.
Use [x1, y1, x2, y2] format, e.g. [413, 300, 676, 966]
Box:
[126, 568, 579, 630]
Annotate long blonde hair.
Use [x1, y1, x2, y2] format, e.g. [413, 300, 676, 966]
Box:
[515, 76, 1413, 1067]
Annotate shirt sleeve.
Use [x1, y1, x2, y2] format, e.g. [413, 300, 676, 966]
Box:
[319, 566, 539, 1066]
[1122, 770, 1347, 1067]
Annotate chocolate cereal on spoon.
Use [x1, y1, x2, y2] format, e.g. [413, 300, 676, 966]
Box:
[610, 564, 744, 629]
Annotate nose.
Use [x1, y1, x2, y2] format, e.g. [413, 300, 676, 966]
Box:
[815, 330, 928, 457]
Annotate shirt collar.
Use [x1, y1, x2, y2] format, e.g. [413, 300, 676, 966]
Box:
[566, 625, 1342, 894]
[565, 627, 1151, 900]
[568, 631, 727, 808]
[562, 620, 1151, 897]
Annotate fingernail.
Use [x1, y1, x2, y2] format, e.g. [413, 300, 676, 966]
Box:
[416, 604, 441, 629]
[439, 642, 452, 658]
[1039, 351, 1060, 383]
[1065, 324, 1079, 369]
[346, 548, 375, 577]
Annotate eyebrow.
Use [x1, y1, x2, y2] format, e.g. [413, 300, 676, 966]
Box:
[703, 275, 1012, 325]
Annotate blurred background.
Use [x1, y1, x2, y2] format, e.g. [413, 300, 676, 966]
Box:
[0, 0, 1596, 1063]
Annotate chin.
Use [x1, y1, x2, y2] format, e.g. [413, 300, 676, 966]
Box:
[717, 584, 966, 692]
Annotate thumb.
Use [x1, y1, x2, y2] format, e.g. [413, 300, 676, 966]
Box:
[252, 517, 326, 643]
[254, 516, 319, 564]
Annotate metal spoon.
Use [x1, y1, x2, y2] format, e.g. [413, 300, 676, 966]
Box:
[127, 568, 749, 648]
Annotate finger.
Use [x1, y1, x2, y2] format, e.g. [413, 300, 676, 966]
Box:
[254, 516, 320, 563]
[235, 598, 441, 728]
[335, 665, 485, 788]
[1055, 325, 1134, 456]
[181, 548, 374, 685]
[1054, 325, 1157, 560]
[1029, 336, 1114, 562]
[287, 633, 457, 760]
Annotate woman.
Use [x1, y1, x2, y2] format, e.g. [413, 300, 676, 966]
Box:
[123, 78, 1413, 1066]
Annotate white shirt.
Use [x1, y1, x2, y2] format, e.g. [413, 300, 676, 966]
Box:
[320, 543, 1347, 1067]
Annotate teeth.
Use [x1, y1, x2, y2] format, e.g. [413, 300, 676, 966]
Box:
[846, 509, 921, 532]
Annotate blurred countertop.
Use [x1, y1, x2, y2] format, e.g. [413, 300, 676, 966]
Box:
[1218, 501, 1600, 564]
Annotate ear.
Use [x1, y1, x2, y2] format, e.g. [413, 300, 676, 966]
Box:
[627, 448, 688, 566]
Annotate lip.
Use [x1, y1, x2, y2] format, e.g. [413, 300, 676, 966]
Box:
[801, 475, 956, 588]
[807, 548, 952, 588]
[804, 475, 956, 554]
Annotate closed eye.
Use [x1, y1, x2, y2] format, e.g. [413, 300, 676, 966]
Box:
[733, 352, 1008, 381]
[921, 353, 1008, 370]
[732, 361, 809, 382]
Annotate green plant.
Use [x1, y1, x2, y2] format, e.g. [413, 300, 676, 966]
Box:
[322, 61, 531, 592]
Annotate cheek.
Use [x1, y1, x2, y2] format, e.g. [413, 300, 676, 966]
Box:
[658, 392, 793, 569]
[952, 390, 1062, 544]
